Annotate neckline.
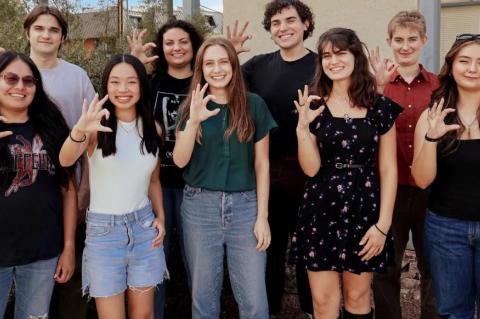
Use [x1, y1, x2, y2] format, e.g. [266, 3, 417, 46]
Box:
[324, 103, 369, 120]
[118, 119, 136, 133]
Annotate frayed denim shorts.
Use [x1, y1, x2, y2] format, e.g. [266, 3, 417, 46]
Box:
[82, 204, 168, 298]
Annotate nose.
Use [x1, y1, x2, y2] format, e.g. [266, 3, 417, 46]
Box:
[401, 41, 409, 51]
[468, 61, 478, 73]
[118, 81, 128, 92]
[279, 21, 288, 31]
[173, 42, 180, 51]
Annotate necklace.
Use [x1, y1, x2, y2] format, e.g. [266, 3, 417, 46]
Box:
[458, 114, 477, 138]
[330, 95, 353, 123]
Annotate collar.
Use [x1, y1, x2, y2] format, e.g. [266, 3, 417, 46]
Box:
[389, 64, 431, 84]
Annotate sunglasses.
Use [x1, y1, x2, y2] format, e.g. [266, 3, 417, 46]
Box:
[455, 33, 480, 41]
[0, 72, 38, 88]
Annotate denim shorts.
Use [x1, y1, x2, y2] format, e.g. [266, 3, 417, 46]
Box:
[82, 204, 168, 298]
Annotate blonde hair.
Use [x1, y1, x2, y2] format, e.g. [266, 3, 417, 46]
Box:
[387, 10, 426, 38]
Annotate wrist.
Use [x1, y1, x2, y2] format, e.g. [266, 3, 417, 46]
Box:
[424, 132, 441, 142]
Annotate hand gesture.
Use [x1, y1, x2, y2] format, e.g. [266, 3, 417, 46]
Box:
[152, 217, 166, 248]
[369, 46, 398, 88]
[73, 94, 112, 135]
[189, 84, 220, 124]
[294, 85, 324, 130]
[54, 247, 75, 283]
[0, 116, 13, 139]
[254, 216, 271, 251]
[127, 29, 158, 65]
[226, 20, 251, 54]
[358, 224, 387, 261]
[0, 47, 5, 54]
[426, 98, 460, 139]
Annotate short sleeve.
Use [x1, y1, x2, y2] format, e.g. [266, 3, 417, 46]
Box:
[249, 93, 278, 142]
[372, 95, 403, 135]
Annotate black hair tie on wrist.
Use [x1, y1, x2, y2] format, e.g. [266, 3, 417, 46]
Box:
[424, 133, 440, 142]
[374, 224, 387, 236]
[69, 131, 87, 143]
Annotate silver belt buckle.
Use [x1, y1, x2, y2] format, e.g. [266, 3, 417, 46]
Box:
[335, 163, 344, 169]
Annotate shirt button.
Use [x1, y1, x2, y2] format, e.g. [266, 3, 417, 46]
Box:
[408, 124, 412, 128]
[408, 87, 411, 91]
[408, 144, 412, 148]
[408, 104, 412, 108]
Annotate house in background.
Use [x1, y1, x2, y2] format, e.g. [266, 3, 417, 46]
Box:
[70, 4, 223, 55]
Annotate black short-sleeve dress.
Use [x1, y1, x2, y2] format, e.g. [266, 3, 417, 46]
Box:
[290, 95, 402, 274]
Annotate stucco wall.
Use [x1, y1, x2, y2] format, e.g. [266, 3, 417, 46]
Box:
[223, 0, 418, 63]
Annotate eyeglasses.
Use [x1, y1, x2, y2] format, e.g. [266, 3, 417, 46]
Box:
[0, 72, 38, 88]
[455, 34, 480, 41]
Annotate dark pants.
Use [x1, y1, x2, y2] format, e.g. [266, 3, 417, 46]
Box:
[373, 184, 437, 319]
[266, 159, 312, 315]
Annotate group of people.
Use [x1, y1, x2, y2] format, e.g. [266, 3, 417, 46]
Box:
[0, 1, 479, 319]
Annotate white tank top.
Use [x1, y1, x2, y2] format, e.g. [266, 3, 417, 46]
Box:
[88, 119, 158, 215]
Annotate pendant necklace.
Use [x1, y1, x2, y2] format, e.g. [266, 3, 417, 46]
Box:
[458, 113, 477, 138]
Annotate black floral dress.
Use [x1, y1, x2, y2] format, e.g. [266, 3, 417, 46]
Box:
[290, 96, 402, 274]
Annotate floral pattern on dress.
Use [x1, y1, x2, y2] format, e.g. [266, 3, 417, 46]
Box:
[290, 95, 402, 274]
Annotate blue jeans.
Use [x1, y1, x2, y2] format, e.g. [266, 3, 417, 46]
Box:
[424, 210, 480, 318]
[0, 257, 58, 319]
[182, 185, 269, 319]
[154, 187, 188, 319]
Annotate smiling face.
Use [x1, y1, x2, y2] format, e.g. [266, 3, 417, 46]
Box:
[269, 5, 309, 51]
[0, 59, 36, 118]
[321, 42, 355, 83]
[163, 27, 194, 70]
[107, 62, 140, 112]
[26, 14, 64, 57]
[202, 45, 233, 93]
[452, 42, 480, 92]
[387, 26, 426, 67]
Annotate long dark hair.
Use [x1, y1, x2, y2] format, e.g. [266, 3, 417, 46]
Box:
[432, 38, 480, 155]
[176, 37, 254, 143]
[312, 28, 377, 108]
[152, 19, 204, 78]
[0, 52, 71, 188]
[97, 54, 161, 157]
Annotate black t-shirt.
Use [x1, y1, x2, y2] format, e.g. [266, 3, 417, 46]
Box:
[151, 72, 191, 188]
[428, 139, 480, 221]
[0, 121, 63, 266]
[242, 50, 317, 160]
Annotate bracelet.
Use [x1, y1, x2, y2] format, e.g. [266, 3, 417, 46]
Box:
[424, 133, 440, 142]
[69, 131, 87, 143]
[374, 224, 387, 236]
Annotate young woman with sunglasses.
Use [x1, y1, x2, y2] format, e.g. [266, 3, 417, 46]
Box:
[411, 34, 480, 318]
[59, 54, 167, 319]
[173, 37, 277, 319]
[0, 51, 76, 318]
[290, 28, 401, 318]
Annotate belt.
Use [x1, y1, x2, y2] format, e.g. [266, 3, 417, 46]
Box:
[328, 163, 372, 169]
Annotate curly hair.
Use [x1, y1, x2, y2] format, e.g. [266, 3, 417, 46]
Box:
[262, 0, 314, 40]
[152, 19, 204, 78]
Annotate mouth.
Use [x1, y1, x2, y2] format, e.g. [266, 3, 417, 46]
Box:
[9, 93, 26, 98]
[211, 75, 226, 81]
[329, 66, 345, 72]
[115, 96, 133, 103]
[278, 33, 294, 40]
[171, 53, 185, 58]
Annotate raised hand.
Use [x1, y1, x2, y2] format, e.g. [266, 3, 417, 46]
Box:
[426, 98, 460, 139]
[294, 85, 324, 130]
[369, 46, 398, 89]
[226, 20, 251, 54]
[0, 116, 12, 139]
[73, 94, 112, 135]
[127, 29, 158, 65]
[188, 83, 220, 123]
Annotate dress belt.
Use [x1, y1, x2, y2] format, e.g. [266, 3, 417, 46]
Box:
[326, 163, 373, 169]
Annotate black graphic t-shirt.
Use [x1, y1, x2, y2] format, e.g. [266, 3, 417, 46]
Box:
[151, 72, 191, 188]
[0, 120, 63, 267]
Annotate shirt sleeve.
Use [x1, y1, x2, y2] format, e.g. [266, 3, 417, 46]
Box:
[251, 94, 278, 142]
[373, 95, 403, 135]
[82, 71, 96, 103]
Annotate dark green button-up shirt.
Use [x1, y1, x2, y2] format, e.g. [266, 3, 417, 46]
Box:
[181, 93, 277, 191]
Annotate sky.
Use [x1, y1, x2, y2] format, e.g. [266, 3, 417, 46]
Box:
[81, 0, 223, 12]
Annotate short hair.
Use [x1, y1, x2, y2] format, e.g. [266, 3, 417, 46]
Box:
[262, 0, 314, 40]
[387, 10, 426, 38]
[24, 5, 68, 38]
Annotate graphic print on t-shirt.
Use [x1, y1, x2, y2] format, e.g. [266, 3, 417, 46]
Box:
[5, 134, 55, 197]
[154, 91, 187, 142]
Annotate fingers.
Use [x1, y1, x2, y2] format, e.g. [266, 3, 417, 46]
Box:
[445, 124, 461, 132]
[233, 19, 238, 36]
[254, 228, 271, 251]
[95, 94, 110, 113]
[313, 105, 325, 117]
[138, 28, 148, 42]
[239, 20, 249, 36]
[0, 131, 13, 138]
[0, 115, 8, 123]
[226, 24, 231, 39]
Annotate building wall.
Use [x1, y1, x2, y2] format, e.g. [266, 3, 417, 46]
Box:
[440, 3, 480, 63]
[223, 0, 418, 63]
